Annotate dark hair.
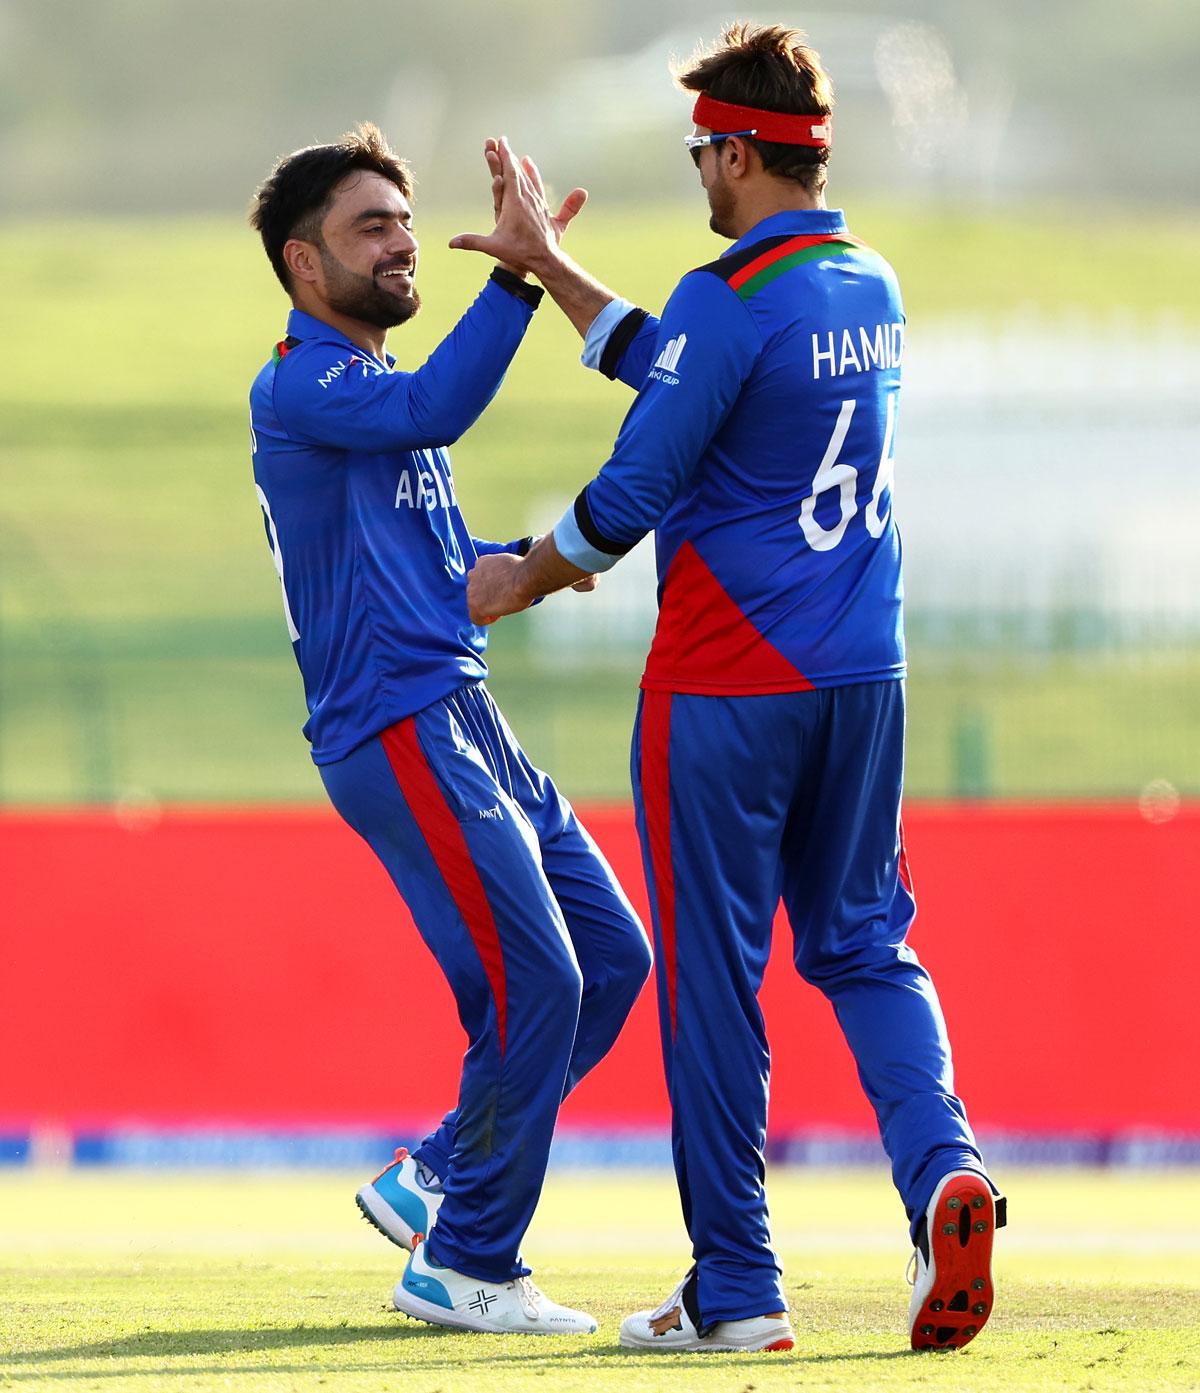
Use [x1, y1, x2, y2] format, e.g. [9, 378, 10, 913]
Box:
[249, 122, 413, 290]
[674, 23, 834, 194]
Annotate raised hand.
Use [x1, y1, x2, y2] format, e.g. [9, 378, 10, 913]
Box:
[450, 136, 587, 276]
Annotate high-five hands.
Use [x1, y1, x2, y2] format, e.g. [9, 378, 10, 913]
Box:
[450, 137, 587, 276]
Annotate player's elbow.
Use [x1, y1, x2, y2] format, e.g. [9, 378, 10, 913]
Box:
[403, 402, 477, 450]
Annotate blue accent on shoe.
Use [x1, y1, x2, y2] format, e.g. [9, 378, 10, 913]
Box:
[371, 1165, 431, 1237]
[402, 1265, 454, 1310]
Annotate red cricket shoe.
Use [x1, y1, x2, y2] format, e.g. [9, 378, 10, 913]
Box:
[908, 1170, 1006, 1351]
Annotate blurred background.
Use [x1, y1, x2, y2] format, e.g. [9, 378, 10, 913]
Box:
[3, 0, 1199, 806]
[1, 0, 1198, 1167]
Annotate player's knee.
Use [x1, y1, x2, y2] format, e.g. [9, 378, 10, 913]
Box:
[614, 922, 653, 1000]
[796, 936, 919, 995]
[539, 947, 585, 1018]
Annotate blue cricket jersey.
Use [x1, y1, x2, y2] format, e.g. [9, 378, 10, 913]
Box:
[555, 209, 906, 694]
[249, 272, 541, 764]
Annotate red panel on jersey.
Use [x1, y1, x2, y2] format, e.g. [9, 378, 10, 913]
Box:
[641, 540, 814, 694]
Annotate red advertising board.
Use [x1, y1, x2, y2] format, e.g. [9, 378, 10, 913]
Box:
[1, 803, 1196, 1134]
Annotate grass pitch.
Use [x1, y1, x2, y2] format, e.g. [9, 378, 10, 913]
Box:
[2, 1167, 1198, 1392]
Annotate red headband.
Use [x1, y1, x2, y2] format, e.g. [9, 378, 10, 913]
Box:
[692, 93, 832, 147]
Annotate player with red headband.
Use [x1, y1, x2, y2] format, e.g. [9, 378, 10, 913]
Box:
[459, 22, 1004, 1355]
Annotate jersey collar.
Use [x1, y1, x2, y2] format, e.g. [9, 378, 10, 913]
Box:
[284, 308, 394, 368]
[722, 208, 849, 260]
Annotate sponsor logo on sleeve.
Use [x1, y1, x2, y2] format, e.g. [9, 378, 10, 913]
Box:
[648, 333, 686, 386]
[317, 354, 382, 388]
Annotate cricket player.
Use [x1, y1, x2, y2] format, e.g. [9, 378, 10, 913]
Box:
[247, 124, 651, 1336]
[464, 24, 1005, 1354]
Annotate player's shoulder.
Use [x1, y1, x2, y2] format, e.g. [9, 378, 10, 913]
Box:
[668, 253, 752, 313]
[688, 234, 800, 290]
[690, 230, 893, 301]
[270, 331, 380, 402]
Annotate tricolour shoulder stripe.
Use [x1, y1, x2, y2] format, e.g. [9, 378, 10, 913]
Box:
[729, 234, 870, 300]
[693, 234, 796, 285]
[271, 335, 302, 364]
[693, 232, 872, 299]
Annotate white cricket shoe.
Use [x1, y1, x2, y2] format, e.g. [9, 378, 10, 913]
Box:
[355, 1147, 444, 1249]
[619, 1266, 794, 1352]
[908, 1169, 1006, 1351]
[392, 1239, 598, 1335]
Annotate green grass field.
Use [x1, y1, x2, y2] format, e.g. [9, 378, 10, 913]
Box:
[3, 204, 1199, 803]
[2, 1167, 1198, 1391]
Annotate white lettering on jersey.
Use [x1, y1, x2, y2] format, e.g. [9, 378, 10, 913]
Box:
[797, 389, 898, 552]
[426, 450, 452, 509]
[798, 400, 858, 551]
[812, 332, 837, 377]
[865, 390, 898, 538]
[417, 462, 439, 510]
[838, 328, 863, 375]
[395, 452, 459, 512]
[317, 359, 348, 388]
[859, 324, 886, 370]
[395, 466, 435, 510]
[255, 484, 300, 642]
[812, 322, 904, 379]
[316, 354, 377, 389]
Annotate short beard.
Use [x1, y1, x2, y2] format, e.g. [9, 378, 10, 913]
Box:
[706, 170, 738, 240]
[318, 247, 421, 330]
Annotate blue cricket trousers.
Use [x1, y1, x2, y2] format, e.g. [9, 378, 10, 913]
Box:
[321, 681, 651, 1284]
[632, 680, 983, 1324]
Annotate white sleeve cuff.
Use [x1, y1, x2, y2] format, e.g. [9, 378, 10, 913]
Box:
[580, 298, 637, 371]
[553, 505, 621, 574]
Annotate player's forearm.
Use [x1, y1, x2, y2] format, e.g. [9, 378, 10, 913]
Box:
[526, 247, 621, 341]
[514, 532, 591, 603]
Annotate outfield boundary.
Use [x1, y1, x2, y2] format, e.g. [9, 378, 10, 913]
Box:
[3, 1125, 1200, 1170]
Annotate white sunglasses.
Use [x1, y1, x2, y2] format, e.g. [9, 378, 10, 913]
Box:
[684, 129, 758, 165]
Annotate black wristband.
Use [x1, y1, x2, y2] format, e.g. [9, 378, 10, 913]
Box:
[574, 489, 633, 557]
[599, 307, 650, 379]
[515, 535, 536, 556]
[489, 266, 545, 308]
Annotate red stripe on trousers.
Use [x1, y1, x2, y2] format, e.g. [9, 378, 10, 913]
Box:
[640, 691, 678, 1038]
[898, 816, 914, 896]
[380, 719, 508, 1055]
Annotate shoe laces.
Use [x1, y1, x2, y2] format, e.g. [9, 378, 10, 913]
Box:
[510, 1275, 543, 1320]
[651, 1272, 690, 1321]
